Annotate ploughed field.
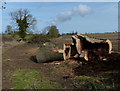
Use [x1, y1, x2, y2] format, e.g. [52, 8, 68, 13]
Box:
[2, 32, 120, 90]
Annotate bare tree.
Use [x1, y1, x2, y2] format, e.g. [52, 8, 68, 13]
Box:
[10, 9, 37, 39]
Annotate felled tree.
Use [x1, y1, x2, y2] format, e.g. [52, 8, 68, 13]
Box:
[36, 42, 64, 63]
[36, 34, 112, 63]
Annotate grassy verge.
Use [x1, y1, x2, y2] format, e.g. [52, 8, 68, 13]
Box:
[12, 69, 58, 89]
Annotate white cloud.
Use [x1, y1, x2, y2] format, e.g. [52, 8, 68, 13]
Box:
[51, 11, 73, 25]
[73, 4, 92, 17]
[49, 4, 92, 25]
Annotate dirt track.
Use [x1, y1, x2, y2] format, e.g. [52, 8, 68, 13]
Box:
[2, 42, 120, 89]
[2, 43, 39, 88]
[2, 43, 77, 89]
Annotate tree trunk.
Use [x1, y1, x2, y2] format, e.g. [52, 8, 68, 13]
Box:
[36, 42, 64, 63]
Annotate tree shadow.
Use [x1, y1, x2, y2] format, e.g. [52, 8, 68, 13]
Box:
[30, 55, 38, 63]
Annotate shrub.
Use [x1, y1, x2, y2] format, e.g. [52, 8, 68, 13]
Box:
[47, 26, 60, 38]
[27, 34, 50, 44]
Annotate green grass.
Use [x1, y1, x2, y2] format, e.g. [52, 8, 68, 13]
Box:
[12, 69, 58, 89]
[2, 34, 33, 40]
[14, 34, 33, 39]
[73, 76, 105, 90]
[96, 72, 120, 90]
[25, 35, 33, 40]
[2, 34, 12, 38]
[73, 72, 120, 90]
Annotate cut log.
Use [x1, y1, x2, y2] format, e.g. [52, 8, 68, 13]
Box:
[71, 34, 112, 61]
[63, 43, 71, 60]
[36, 42, 64, 63]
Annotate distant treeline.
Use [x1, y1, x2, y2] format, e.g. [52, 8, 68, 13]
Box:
[61, 32, 78, 35]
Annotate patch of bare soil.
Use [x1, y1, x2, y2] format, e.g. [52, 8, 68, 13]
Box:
[2, 42, 76, 89]
[2, 41, 120, 89]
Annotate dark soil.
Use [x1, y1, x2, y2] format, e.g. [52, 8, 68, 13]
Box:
[73, 54, 120, 76]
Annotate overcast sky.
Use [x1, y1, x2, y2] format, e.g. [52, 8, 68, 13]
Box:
[1, 2, 118, 34]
